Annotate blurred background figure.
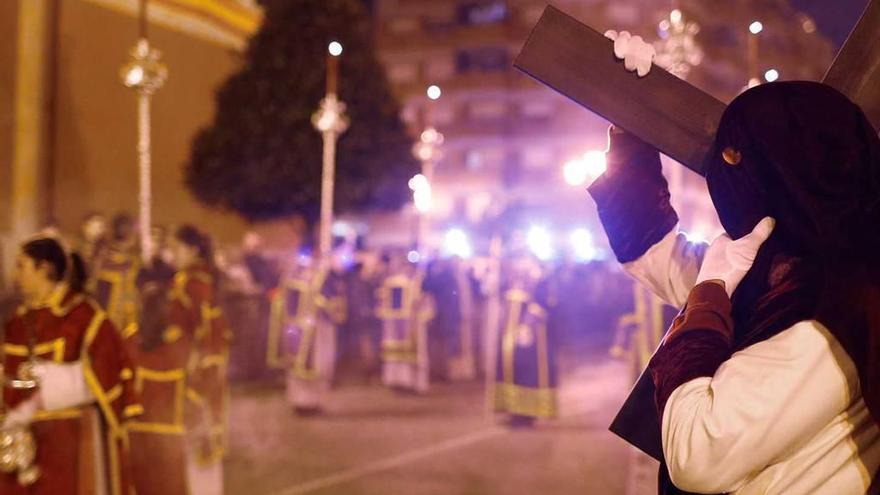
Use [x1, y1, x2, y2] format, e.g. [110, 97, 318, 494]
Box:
[267, 254, 345, 415]
[341, 256, 383, 383]
[91, 211, 141, 336]
[423, 256, 478, 382]
[129, 224, 230, 495]
[76, 211, 107, 274]
[492, 252, 558, 429]
[376, 252, 434, 394]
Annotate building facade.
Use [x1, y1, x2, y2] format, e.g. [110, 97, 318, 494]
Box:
[372, 0, 833, 252]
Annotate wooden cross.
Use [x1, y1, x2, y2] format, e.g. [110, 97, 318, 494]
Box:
[514, 1, 880, 460]
[515, 1, 880, 178]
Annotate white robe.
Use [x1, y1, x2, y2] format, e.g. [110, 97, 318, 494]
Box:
[626, 230, 880, 494]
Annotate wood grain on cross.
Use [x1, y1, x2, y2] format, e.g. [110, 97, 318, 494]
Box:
[514, 1, 880, 461]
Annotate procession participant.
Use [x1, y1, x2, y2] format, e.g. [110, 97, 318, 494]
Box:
[1, 235, 141, 495]
[91, 212, 141, 336]
[267, 254, 345, 415]
[75, 211, 108, 275]
[376, 253, 434, 394]
[590, 82, 880, 494]
[128, 225, 229, 495]
[492, 253, 558, 428]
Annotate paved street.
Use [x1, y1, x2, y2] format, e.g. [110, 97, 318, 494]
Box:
[225, 351, 648, 495]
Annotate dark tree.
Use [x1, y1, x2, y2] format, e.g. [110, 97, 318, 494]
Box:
[187, 0, 419, 222]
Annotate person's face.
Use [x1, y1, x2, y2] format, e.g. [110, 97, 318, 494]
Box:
[171, 239, 199, 270]
[15, 253, 51, 300]
[83, 217, 106, 242]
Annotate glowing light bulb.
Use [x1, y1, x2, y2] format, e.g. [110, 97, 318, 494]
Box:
[563, 159, 588, 186]
[764, 69, 779, 82]
[527, 226, 554, 260]
[426, 85, 442, 100]
[328, 41, 343, 57]
[443, 229, 473, 258]
[583, 151, 607, 181]
[749, 21, 763, 35]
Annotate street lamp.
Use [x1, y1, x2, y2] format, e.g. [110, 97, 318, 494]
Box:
[312, 41, 349, 262]
[119, 0, 167, 260]
[655, 7, 703, 79]
[747, 20, 763, 89]
[749, 21, 764, 35]
[412, 85, 444, 256]
[409, 173, 432, 213]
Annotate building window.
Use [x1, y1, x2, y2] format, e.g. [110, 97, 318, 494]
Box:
[520, 100, 555, 119]
[425, 57, 455, 81]
[465, 147, 505, 170]
[468, 100, 507, 120]
[387, 17, 420, 35]
[458, 1, 508, 25]
[387, 61, 418, 83]
[456, 46, 510, 73]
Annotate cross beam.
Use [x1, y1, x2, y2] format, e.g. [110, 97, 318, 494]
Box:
[514, 6, 725, 176]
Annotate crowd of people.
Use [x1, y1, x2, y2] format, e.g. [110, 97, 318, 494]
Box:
[0, 209, 650, 494]
[1, 213, 230, 494]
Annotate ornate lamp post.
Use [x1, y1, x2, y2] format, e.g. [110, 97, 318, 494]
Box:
[119, 0, 167, 260]
[654, 8, 703, 80]
[411, 85, 444, 256]
[312, 41, 349, 261]
[747, 20, 764, 88]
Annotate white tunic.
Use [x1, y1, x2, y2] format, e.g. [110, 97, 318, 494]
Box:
[625, 230, 880, 494]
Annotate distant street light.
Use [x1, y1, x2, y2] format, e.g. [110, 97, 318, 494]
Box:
[764, 68, 779, 82]
[443, 228, 473, 258]
[749, 21, 763, 35]
[527, 226, 554, 261]
[409, 173, 432, 213]
[427, 85, 442, 101]
[328, 41, 343, 57]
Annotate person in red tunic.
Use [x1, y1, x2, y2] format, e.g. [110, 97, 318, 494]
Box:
[128, 225, 229, 495]
[1, 235, 142, 495]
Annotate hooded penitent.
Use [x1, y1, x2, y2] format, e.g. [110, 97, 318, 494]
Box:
[703, 82, 880, 429]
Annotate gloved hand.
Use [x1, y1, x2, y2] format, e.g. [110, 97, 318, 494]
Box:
[2, 394, 41, 429]
[604, 30, 656, 77]
[695, 217, 776, 297]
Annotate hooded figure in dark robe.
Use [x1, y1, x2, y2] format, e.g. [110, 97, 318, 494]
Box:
[590, 81, 880, 494]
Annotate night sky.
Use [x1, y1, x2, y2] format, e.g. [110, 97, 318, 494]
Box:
[360, 0, 868, 49]
[791, 0, 870, 48]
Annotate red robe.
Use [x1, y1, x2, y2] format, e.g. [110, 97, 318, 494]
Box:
[127, 264, 230, 495]
[91, 244, 141, 336]
[1, 287, 142, 495]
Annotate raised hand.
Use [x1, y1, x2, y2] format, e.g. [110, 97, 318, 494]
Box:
[604, 30, 656, 77]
